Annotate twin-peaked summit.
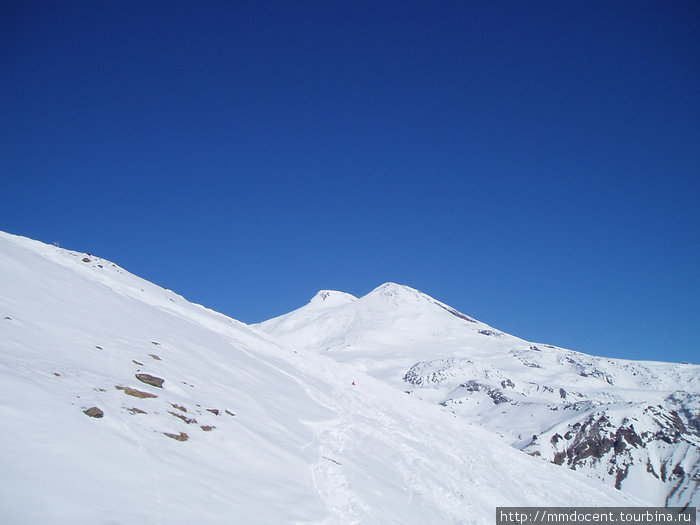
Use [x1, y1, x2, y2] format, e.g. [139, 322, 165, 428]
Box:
[312, 282, 477, 314]
[259, 281, 491, 350]
[306, 282, 443, 308]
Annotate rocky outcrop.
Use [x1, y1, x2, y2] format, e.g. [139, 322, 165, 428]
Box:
[116, 385, 158, 398]
[135, 373, 164, 388]
[163, 432, 188, 442]
[402, 348, 700, 508]
[83, 406, 103, 418]
[523, 399, 700, 507]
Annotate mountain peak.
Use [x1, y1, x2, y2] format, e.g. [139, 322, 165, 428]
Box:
[366, 283, 478, 323]
[309, 289, 357, 306]
[368, 282, 426, 300]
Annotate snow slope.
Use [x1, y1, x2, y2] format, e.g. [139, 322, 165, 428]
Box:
[258, 283, 700, 509]
[0, 232, 640, 524]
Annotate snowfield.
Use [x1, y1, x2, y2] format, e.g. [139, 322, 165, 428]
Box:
[258, 284, 699, 509]
[0, 232, 682, 523]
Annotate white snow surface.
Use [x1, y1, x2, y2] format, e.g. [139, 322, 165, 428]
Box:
[0, 232, 643, 524]
[258, 283, 700, 508]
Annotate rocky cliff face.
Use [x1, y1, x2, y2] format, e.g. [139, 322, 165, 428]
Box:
[522, 393, 700, 507]
[403, 349, 700, 508]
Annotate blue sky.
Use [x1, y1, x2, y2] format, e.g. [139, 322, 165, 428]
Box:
[2, 1, 698, 363]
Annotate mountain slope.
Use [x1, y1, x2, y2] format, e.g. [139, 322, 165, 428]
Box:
[0, 233, 639, 524]
[258, 283, 700, 508]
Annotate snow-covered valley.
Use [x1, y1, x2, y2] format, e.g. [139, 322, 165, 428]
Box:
[0, 232, 695, 523]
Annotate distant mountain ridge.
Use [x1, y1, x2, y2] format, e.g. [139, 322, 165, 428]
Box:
[258, 282, 700, 508]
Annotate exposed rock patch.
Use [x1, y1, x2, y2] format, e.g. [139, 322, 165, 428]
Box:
[83, 406, 103, 418]
[135, 373, 164, 388]
[116, 385, 158, 399]
[169, 411, 196, 424]
[163, 432, 188, 441]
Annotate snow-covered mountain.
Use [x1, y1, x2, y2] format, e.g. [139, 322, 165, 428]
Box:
[258, 283, 700, 509]
[0, 232, 643, 524]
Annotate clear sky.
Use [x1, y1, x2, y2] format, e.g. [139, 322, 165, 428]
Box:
[2, 1, 698, 364]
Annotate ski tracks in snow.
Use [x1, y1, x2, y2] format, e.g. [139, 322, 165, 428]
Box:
[308, 412, 369, 525]
[295, 358, 477, 524]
